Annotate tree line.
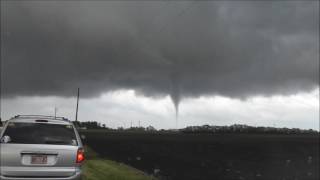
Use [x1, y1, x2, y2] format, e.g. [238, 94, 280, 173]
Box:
[73, 121, 318, 134]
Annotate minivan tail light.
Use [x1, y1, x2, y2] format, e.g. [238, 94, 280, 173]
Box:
[76, 148, 85, 163]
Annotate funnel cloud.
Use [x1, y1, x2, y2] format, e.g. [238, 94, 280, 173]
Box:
[1, 1, 319, 114]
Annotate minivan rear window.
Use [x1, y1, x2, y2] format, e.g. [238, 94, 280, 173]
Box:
[2, 122, 78, 145]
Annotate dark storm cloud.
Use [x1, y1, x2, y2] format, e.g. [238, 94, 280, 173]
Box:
[1, 1, 319, 107]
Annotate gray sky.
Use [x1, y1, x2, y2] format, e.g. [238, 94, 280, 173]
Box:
[1, 1, 319, 129]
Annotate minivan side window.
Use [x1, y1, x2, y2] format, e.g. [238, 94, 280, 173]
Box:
[2, 122, 78, 146]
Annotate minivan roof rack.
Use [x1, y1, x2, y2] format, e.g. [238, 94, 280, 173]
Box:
[12, 115, 70, 121]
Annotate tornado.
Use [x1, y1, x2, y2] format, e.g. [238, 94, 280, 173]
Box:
[170, 87, 180, 125]
[170, 70, 181, 128]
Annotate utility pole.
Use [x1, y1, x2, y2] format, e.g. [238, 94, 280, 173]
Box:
[75, 88, 80, 122]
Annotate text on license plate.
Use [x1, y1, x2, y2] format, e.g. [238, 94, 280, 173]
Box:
[31, 155, 48, 164]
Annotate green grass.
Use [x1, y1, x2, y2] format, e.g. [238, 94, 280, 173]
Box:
[82, 146, 155, 180]
[82, 159, 155, 180]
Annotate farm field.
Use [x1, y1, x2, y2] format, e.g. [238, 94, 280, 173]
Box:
[81, 131, 319, 180]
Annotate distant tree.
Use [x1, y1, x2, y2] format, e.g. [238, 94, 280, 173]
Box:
[146, 126, 156, 131]
[73, 121, 106, 129]
[181, 124, 318, 135]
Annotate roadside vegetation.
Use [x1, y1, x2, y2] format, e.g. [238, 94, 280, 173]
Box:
[82, 146, 155, 180]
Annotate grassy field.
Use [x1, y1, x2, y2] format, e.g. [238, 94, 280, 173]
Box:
[82, 160, 155, 180]
[82, 146, 155, 180]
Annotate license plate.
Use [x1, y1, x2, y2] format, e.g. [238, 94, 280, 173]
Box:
[31, 155, 47, 164]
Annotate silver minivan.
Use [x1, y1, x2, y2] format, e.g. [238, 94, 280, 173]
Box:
[0, 115, 84, 180]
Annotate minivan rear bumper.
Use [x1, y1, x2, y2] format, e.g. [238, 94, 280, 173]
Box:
[0, 170, 81, 180]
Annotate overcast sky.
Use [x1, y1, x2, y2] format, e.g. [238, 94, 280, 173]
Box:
[1, 1, 319, 129]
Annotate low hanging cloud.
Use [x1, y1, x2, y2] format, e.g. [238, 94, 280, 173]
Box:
[1, 0, 319, 113]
